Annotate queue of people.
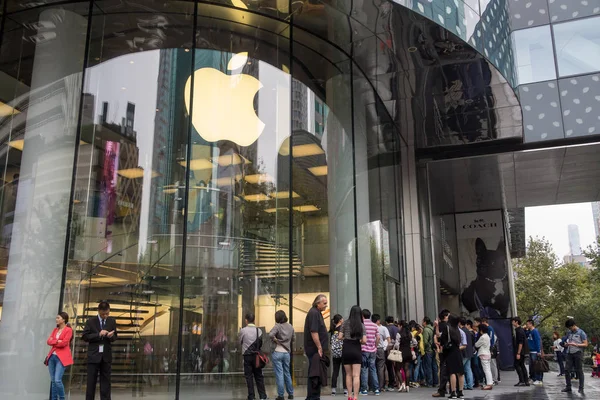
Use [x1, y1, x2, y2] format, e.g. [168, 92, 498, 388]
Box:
[44, 298, 594, 400]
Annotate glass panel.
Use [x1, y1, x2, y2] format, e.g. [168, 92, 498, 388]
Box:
[0, 3, 89, 398]
[512, 25, 556, 85]
[176, 14, 292, 400]
[289, 45, 353, 349]
[62, 2, 195, 399]
[553, 16, 600, 77]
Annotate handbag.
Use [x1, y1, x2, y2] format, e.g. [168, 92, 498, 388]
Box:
[388, 349, 403, 362]
[387, 333, 403, 362]
[534, 355, 549, 373]
[43, 356, 49, 366]
[255, 351, 269, 369]
[253, 328, 269, 369]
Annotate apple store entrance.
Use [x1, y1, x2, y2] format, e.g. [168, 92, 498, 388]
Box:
[0, 1, 405, 399]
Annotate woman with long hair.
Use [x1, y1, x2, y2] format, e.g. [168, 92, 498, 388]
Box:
[552, 331, 565, 377]
[394, 320, 415, 393]
[338, 305, 366, 400]
[446, 315, 465, 399]
[475, 324, 494, 390]
[269, 310, 295, 400]
[330, 314, 348, 396]
[46, 312, 74, 400]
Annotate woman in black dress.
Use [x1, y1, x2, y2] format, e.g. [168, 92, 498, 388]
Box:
[445, 315, 465, 399]
[338, 305, 366, 400]
[394, 320, 415, 392]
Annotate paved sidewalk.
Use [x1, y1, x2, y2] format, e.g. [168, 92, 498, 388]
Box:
[320, 372, 600, 399]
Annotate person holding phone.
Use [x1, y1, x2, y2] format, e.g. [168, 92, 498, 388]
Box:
[562, 318, 588, 395]
[82, 301, 118, 400]
[46, 312, 74, 400]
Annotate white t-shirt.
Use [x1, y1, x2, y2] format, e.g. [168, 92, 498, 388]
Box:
[377, 324, 390, 349]
[553, 339, 564, 353]
[52, 330, 61, 355]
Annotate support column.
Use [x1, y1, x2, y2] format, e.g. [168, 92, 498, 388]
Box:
[0, 8, 87, 399]
[401, 140, 425, 321]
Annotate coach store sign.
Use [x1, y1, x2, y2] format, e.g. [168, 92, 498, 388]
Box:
[456, 210, 504, 239]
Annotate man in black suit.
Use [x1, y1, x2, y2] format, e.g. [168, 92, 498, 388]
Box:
[82, 301, 118, 400]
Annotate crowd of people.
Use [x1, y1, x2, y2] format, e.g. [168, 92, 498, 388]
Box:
[236, 295, 594, 400]
[44, 298, 594, 400]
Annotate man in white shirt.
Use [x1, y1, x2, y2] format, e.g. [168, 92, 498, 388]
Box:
[373, 314, 391, 391]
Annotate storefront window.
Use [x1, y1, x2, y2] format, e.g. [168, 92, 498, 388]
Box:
[0, 1, 406, 399]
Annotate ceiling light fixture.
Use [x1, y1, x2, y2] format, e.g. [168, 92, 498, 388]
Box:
[244, 193, 270, 202]
[180, 159, 214, 170]
[117, 168, 160, 179]
[0, 101, 20, 117]
[214, 153, 251, 166]
[270, 191, 300, 199]
[245, 174, 273, 184]
[8, 139, 24, 151]
[231, 0, 248, 9]
[264, 207, 289, 213]
[308, 166, 328, 176]
[293, 205, 320, 212]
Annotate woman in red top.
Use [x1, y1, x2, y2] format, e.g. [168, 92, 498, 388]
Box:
[46, 312, 74, 400]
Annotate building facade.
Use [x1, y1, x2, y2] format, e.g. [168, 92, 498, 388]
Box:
[0, 0, 599, 399]
[568, 224, 583, 255]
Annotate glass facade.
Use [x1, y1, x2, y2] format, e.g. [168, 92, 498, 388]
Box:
[553, 16, 600, 77]
[513, 25, 556, 85]
[0, 1, 407, 399]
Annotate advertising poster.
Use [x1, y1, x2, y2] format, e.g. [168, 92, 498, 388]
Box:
[456, 210, 514, 369]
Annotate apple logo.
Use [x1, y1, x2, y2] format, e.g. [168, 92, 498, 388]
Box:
[184, 52, 265, 147]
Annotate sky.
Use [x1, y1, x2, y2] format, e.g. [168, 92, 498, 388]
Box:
[525, 202, 597, 259]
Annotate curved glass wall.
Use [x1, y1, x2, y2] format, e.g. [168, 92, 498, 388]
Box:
[0, 1, 406, 399]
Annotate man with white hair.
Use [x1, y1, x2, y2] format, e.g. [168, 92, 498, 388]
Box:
[304, 294, 329, 400]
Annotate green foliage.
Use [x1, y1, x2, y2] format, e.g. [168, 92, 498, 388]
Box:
[514, 237, 593, 332]
[583, 237, 600, 283]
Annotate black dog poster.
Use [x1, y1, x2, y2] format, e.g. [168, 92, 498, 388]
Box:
[456, 210, 515, 369]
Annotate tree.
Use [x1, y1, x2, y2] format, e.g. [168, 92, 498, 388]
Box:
[513, 237, 590, 329]
[583, 237, 600, 282]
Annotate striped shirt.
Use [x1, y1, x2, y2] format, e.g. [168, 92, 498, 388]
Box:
[362, 319, 379, 353]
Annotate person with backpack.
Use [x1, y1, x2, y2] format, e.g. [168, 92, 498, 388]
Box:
[239, 313, 267, 400]
[330, 314, 347, 396]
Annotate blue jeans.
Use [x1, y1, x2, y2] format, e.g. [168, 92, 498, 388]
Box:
[423, 352, 438, 386]
[529, 353, 543, 382]
[411, 354, 423, 382]
[463, 356, 474, 389]
[556, 351, 565, 375]
[360, 351, 379, 392]
[48, 354, 66, 400]
[271, 351, 293, 397]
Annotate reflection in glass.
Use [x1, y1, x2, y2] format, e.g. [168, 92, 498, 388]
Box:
[553, 16, 600, 77]
[0, 1, 407, 399]
[513, 25, 556, 85]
